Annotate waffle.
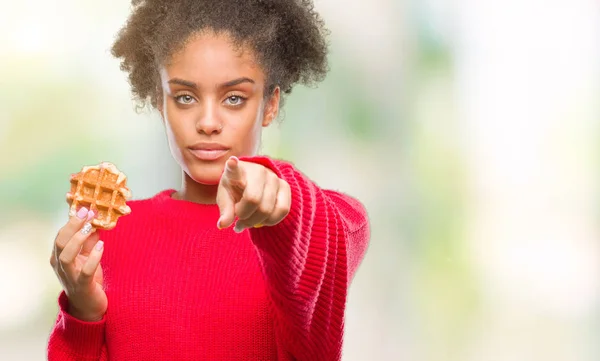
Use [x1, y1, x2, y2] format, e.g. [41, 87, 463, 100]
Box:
[66, 162, 132, 230]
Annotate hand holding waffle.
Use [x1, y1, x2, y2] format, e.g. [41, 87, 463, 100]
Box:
[216, 156, 291, 233]
[50, 162, 132, 322]
[50, 208, 107, 322]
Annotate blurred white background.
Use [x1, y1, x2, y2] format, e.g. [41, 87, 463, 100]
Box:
[0, 0, 599, 360]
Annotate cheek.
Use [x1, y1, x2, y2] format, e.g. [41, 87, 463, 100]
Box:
[230, 106, 263, 154]
[162, 105, 196, 163]
[164, 121, 179, 148]
[163, 117, 180, 148]
[163, 120, 184, 165]
[164, 105, 190, 143]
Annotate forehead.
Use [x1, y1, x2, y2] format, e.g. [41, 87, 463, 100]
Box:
[160, 31, 265, 85]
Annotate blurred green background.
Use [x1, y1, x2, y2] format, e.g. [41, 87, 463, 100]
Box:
[1, 1, 599, 360]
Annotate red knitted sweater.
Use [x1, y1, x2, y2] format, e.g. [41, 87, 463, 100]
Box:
[47, 156, 370, 361]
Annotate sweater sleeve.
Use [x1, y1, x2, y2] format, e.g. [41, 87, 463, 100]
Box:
[239, 156, 370, 361]
[47, 291, 108, 360]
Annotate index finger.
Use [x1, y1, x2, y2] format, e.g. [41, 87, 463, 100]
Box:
[222, 156, 245, 185]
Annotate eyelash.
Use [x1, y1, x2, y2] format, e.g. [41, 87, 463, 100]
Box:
[173, 94, 247, 107]
[174, 94, 196, 105]
[224, 94, 247, 107]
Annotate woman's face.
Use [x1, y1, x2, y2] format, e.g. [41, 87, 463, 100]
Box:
[157, 31, 279, 185]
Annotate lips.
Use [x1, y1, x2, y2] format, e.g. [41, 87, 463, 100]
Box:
[188, 142, 230, 161]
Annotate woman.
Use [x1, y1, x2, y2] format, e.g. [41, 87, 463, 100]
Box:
[47, 0, 370, 360]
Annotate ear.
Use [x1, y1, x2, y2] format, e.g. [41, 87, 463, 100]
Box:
[262, 86, 280, 127]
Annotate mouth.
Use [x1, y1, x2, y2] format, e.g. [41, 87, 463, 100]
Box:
[188, 143, 230, 161]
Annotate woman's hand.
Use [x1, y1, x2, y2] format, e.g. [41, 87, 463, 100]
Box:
[217, 156, 291, 232]
[50, 207, 107, 322]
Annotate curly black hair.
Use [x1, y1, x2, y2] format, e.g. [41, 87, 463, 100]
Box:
[111, 0, 330, 110]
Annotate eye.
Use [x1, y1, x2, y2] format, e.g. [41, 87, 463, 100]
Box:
[224, 95, 246, 106]
[175, 94, 196, 105]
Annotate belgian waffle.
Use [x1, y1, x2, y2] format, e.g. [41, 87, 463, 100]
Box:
[67, 162, 132, 230]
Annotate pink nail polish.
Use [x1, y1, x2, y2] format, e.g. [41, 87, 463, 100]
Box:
[87, 210, 96, 220]
[77, 207, 88, 219]
[96, 241, 104, 251]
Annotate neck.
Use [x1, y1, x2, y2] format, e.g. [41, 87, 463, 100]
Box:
[173, 172, 219, 204]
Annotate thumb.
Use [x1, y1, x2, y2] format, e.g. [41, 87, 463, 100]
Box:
[216, 182, 236, 229]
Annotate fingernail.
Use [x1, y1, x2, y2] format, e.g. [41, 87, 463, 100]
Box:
[77, 207, 89, 219]
[81, 222, 92, 235]
[234, 224, 244, 233]
[216, 217, 222, 230]
[87, 210, 95, 220]
[95, 241, 104, 251]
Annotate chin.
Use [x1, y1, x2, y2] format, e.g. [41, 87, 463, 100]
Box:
[185, 160, 224, 186]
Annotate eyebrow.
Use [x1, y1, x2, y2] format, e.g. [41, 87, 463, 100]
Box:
[167, 77, 255, 89]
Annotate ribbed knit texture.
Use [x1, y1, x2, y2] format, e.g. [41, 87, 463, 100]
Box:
[47, 156, 370, 361]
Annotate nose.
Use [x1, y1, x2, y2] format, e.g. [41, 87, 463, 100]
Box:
[195, 103, 222, 135]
